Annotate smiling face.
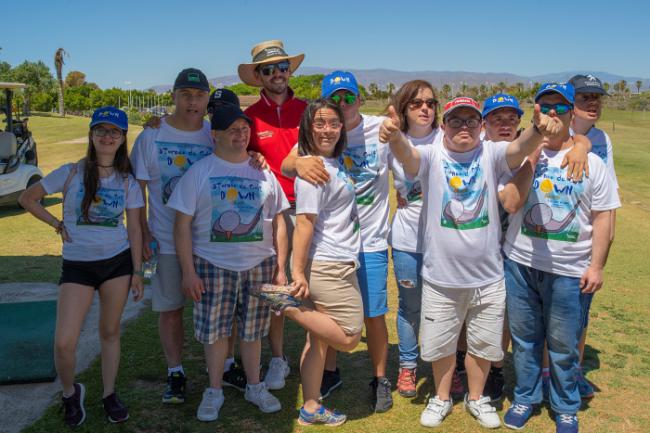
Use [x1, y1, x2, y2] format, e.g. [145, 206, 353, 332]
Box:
[255, 61, 290, 96]
[442, 107, 482, 152]
[484, 107, 521, 142]
[173, 88, 209, 123]
[212, 118, 251, 157]
[311, 107, 342, 157]
[91, 123, 125, 157]
[405, 87, 436, 132]
[331, 89, 361, 127]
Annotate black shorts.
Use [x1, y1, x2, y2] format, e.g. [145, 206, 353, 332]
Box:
[59, 249, 133, 290]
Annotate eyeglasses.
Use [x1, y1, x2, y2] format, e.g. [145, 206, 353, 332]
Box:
[330, 93, 357, 106]
[313, 121, 342, 131]
[258, 61, 290, 76]
[93, 127, 123, 139]
[408, 98, 437, 110]
[445, 117, 481, 128]
[539, 103, 572, 115]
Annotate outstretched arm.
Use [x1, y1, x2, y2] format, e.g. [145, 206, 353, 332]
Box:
[379, 106, 421, 178]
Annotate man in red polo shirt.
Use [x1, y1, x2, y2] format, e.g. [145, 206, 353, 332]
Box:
[237, 39, 307, 390]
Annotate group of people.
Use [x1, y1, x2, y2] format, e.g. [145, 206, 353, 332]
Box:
[18, 39, 619, 433]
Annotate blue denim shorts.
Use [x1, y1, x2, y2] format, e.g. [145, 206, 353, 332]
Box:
[357, 250, 389, 318]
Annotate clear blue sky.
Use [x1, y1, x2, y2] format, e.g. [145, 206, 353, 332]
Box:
[2, 0, 648, 89]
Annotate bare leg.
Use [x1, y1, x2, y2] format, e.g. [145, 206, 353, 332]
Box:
[268, 314, 284, 358]
[54, 283, 95, 396]
[365, 315, 388, 377]
[300, 332, 328, 412]
[205, 339, 229, 389]
[324, 347, 338, 371]
[465, 352, 491, 400]
[97, 275, 130, 397]
[283, 306, 360, 352]
[159, 308, 184, 368]
[239, 340, 262, 385]
[227, 320, 237, 360]
[431, 355, 455, 401]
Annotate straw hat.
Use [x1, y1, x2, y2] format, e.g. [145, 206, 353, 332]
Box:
[237, 40, 304, 87]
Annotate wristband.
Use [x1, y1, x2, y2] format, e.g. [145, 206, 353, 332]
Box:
[133, 270, 145, 277]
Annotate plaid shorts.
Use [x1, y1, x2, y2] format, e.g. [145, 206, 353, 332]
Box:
[193, 255, 275, 344]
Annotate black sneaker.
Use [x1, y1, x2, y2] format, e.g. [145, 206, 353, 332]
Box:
[484, 366, 505, 402]
[102, 392, 129, 423]
[62, 383, 86, 427]
[223, 362, 247, 392]
[370, 377, 393, 413]
[162, 371, 186, 404]
[320, 368, 342, 399]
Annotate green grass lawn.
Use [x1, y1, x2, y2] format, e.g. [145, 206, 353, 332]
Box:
[2, 111, 650, 433]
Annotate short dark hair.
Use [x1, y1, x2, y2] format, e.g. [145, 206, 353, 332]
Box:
[298, 99, 347, 158]
[386, 79, 439, 133]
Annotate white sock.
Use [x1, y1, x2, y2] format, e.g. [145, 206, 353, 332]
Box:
[207, 387, 223, 395]
[168, 365, 185, 376]
[224, 357, 235, 372]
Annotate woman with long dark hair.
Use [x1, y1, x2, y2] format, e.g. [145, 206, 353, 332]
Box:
[385, 80, 442, 397]
[19, 106, 144, 427]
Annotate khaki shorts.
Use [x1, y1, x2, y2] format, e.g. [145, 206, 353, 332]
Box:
[304, 260, 364, 336]
[151, 254, 185, 312]
[420, 278, 506, 363]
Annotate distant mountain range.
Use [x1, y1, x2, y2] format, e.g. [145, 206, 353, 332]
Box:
[150, 67, 649, 93]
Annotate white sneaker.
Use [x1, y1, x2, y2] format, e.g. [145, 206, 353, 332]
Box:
[264, 357, 290, 390]
[464, 394, 501, 429]
[245, 382, 282, 413]
[196, 388, 224, 422]
[420, 395, 453, 427]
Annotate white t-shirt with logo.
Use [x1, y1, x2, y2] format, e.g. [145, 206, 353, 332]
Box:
[503, 149, 621, 278]
[416, 140, 511, 288]
[130, 118, 213, 254]
[40, 163, 144, 261]
[389, 128, 443, 253]
[295, 157, 361, 264]
[341, 115, 390, 253]
[166, 154, 289, 271]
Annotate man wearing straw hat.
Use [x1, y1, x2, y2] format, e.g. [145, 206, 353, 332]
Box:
[238, 40, 307, 390]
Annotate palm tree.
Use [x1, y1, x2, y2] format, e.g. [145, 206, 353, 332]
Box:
[368, 82, 379, 99]
[386, 82, 395, 96]
[441, 84, 452, 100]
[54, 48, 67, 116]
[636, 80, 643, 94]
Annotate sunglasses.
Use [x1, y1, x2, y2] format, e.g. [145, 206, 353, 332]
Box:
[408, 98, 437, 110]
[330, 93, 357, 106]
[445, 117, 481, 128]
[539, 103, 572, 115]
[258, 61, 290, 76]
[93, 127, 123, 139]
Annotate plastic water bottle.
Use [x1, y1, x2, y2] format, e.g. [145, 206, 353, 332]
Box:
[143, 240, 158, 285]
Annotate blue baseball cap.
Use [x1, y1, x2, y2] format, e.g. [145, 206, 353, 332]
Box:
[90, 106, 128, 131]
[321, 71, 360, 97]
[482, 93, 524, 117]
[535, 82, 575, 105]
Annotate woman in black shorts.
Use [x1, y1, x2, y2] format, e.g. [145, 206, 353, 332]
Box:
[19, 106, 144, 427]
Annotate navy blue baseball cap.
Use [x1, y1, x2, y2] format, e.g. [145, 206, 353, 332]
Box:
[569, 74, 609, 96]
[90, 106, 128, 131]
[173, 68, 210, 92]
[207, 88, 240, 113]
[321, 71, 360, 97]
[211, 104, 251, 131]
[535, 82, 575, 105]
[482, 93, 524, 117]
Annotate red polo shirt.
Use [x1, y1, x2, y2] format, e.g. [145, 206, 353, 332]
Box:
[245, 88, 307, 203]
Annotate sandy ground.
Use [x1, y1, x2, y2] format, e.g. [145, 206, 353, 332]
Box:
[0, 282, 150, 433]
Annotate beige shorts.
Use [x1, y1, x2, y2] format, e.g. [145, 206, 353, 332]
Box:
[151, 254, 185, 312]
[304, 260, 364, 336]
[420, 278, 505, 363]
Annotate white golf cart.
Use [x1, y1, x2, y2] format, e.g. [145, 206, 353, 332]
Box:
[0, 82, 42, 206]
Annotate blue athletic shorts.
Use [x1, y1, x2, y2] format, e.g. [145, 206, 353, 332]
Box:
[357, 250, 389, 318]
